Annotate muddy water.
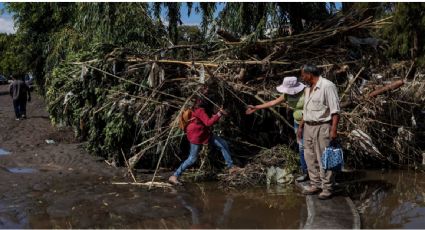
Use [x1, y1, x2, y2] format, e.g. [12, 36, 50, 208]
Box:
[1, 169, 425, 228]
[348, 170, 425, 229]
[0, 148, 10, 156]
[0, 178, 306, 229]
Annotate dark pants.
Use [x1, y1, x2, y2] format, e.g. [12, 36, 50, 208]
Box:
[13, 98, 27, 119]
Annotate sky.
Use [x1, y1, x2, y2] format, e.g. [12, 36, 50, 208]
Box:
[0, 3, 15, 34]
[178, 3, 225, 25]
[0, 2, 341, 34]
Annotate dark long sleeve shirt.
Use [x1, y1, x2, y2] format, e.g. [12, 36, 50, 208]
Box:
[9, 80, 30, 101]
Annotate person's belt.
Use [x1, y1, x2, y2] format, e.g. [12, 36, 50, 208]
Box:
[304, 120, 331, 126]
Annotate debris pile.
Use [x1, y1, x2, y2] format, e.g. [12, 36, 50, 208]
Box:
[45, 10, 424, 186]
[218, 145, 297, 187]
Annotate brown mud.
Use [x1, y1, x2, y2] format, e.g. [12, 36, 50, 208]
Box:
[0, 85, 307, 228]
[1, 85, 425, 229]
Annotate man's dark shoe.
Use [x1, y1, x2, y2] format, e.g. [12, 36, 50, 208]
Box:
[296, 174, 309, 182]
[302, 185, 321, 195]
[318, 190, 332, 200]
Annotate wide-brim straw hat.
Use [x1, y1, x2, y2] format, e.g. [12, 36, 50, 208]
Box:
[276, 76, 305, 95]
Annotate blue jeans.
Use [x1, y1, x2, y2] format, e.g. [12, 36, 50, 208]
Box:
[294, 122, 307, 174]
[174, 135, 234, 177]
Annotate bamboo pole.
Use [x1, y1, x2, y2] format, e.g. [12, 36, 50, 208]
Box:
[106, 89, 180, 109]
[74, 64, 185, 101]
[222, 16, 392, 46]
[340, 67, 365, 102]
[126, 59, 291, 67]
[254, 95, 293, 129]
[121, 149, 137, 183]
[112, 181, 173, 188]
[149, 89, 199, 189]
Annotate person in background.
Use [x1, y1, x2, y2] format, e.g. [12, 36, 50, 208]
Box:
[9, 73, 31, 120]
[169, 96, 241, 185]
[297, 64, 340, 199]
[245, 76, 308, 182]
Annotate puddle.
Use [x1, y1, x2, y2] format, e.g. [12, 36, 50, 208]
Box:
[344, 170, 425, 228]
[0, 169, 424, 228]
[0, 201, 29, 228]
[0, 148, 10, 156]
[7, 168, 38, 174]
[0, 180, 306, 228]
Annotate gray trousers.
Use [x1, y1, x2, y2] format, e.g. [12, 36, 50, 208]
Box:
[303, 123, 335, 191]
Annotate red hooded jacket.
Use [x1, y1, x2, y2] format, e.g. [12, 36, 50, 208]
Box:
[186, 107, 222, 144]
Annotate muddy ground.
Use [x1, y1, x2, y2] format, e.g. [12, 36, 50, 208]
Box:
[0, 85, 307, 229]
[2, 85, 424, 228]
[0, 85, 194, 228]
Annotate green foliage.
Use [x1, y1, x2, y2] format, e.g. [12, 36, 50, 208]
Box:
[152, 2, 182, 45]
[3, 2, 167, 93]
[4, 1, 425, 168]
[103, 111, 133, 156]
[383, 3, 425, 62]
[217, 2, 331, 38]
[178, 25, 202, 44]
[199, 2, 216, 36]
[0, 33, 25, 76]
[46, 50, 139, 160]
[5, 3, 71, 91]
[74, 3, 166, 49]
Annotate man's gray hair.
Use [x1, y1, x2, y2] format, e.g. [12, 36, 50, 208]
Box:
[301, 64, 320, 76]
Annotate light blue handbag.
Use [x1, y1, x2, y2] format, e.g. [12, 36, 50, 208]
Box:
[321, 142, 344, 171]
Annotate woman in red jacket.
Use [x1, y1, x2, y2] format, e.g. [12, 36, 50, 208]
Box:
[169, 97, 240, 185]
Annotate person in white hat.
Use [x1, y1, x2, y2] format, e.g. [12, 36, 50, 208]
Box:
[245, 76, 308, 182]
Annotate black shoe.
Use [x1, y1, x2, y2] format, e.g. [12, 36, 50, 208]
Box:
[296, 174, 309, 182]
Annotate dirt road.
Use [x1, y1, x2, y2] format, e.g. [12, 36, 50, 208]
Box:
[0, 85, 153, 228]
[0, 85, 122, 175]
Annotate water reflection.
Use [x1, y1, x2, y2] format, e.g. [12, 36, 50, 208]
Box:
[0, 201, 29, 228]
[0, 148, 10, 156]
[8, 170, 425, 228]
[178, 183, 305, 229]
[0, 178, 305, 228]
[345, 170, 425, 229]
[7, 168, 38, 174]
[176, 192, 234, 228]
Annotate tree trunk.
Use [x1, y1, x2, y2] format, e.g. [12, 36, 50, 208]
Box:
[411, 30, 418, 59]
[342, 2, 354, 14]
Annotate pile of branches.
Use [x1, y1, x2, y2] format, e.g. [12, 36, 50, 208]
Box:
[340, 72, 425, 166]
[218, 145, 298, 188]
[45, 9, 424, 183]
